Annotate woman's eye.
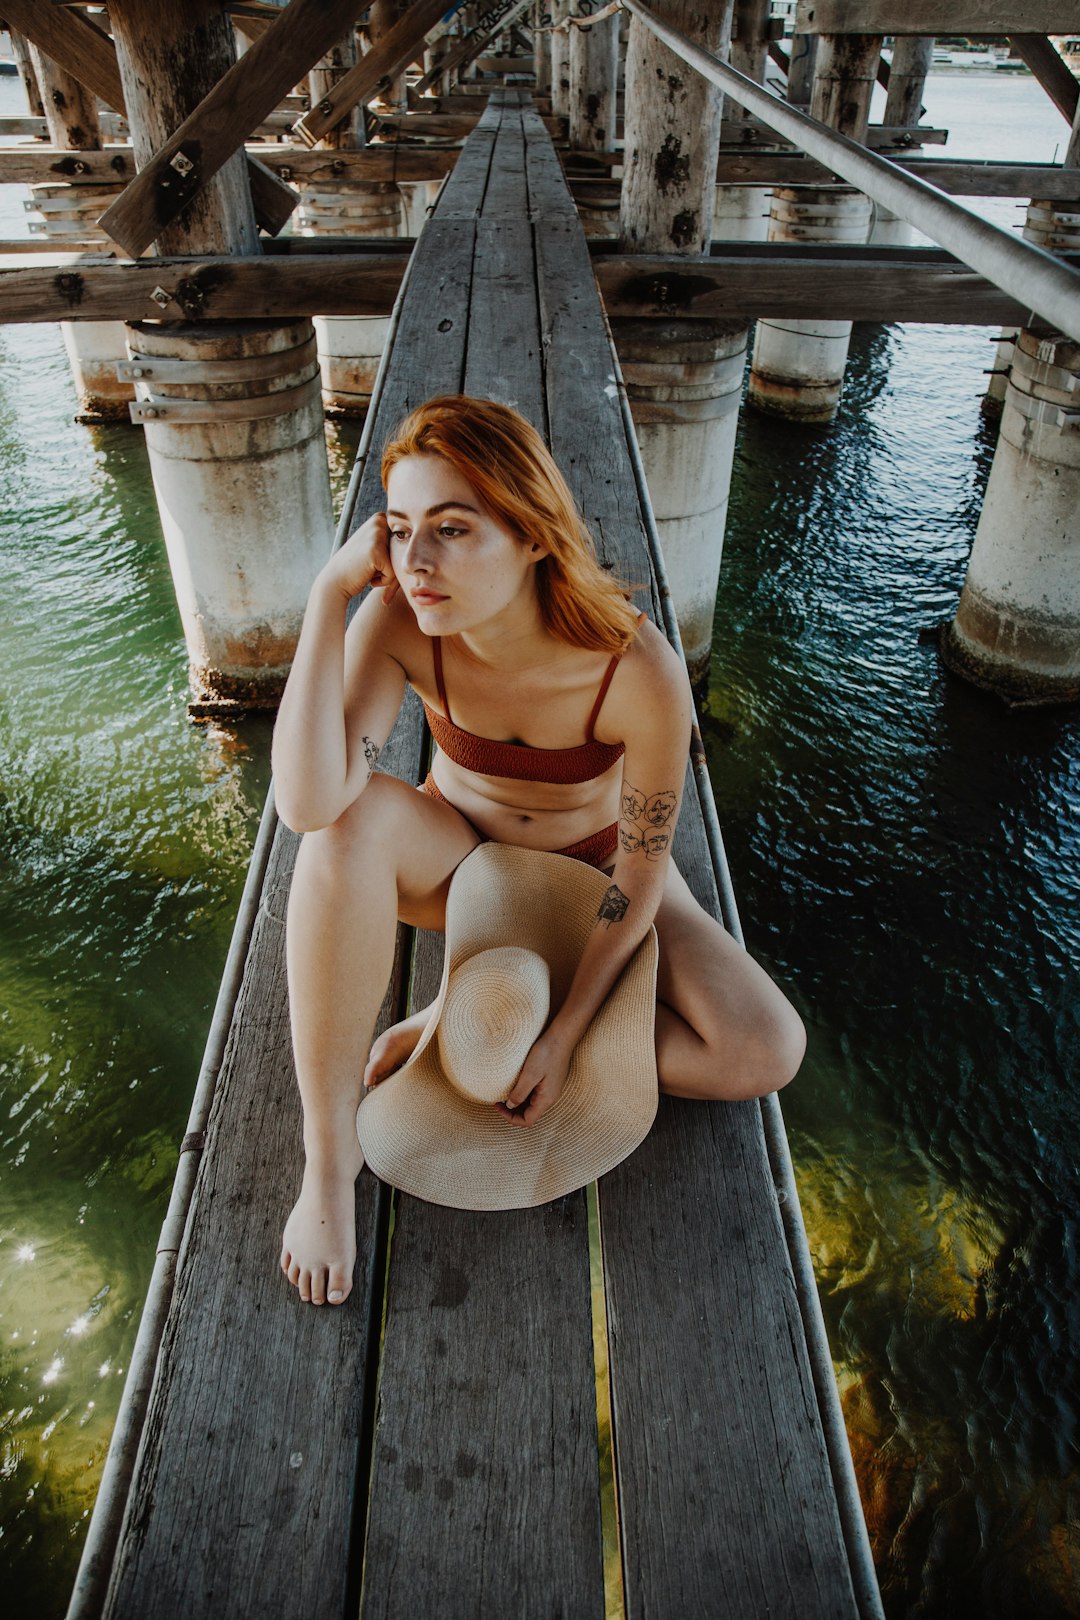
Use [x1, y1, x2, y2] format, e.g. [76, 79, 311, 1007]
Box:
[439, 525, 464, 538]
[389, 528, 408, 542]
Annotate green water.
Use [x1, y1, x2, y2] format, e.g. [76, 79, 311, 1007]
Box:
[1, 68, 1077, 1620]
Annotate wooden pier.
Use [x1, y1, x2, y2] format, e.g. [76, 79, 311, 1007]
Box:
[75, 91, 878, 1620]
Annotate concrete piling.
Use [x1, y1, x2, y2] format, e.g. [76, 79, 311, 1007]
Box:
[121, 320, 335, 716]
[943, 329, 1080, 706]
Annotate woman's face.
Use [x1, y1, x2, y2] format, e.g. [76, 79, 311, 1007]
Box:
[385, 454, 543, 636]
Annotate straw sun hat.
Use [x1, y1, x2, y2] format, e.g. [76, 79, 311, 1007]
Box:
[356, 843, 659, 1210]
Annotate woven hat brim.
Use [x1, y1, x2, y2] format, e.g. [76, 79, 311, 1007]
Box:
[357, 844, 659, 1210]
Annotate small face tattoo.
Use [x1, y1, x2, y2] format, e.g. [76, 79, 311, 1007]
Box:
[362, 735, 381, 775]
[619, 782, 678, 860]
[597, 883, 630, 927]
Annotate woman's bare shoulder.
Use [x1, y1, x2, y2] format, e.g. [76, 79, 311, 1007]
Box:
[598, 615, 692, 742]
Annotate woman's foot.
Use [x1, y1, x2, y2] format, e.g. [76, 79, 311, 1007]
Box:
[363, 1002, 434, 1088]
[280, 1140, 364, 1306]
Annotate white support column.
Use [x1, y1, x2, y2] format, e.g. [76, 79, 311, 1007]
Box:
[109, 0, 334, 714]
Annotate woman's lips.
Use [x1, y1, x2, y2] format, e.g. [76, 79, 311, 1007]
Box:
[410, 589, 448, 604]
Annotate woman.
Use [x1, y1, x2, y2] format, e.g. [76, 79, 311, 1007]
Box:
[273, 395, 805, 1307]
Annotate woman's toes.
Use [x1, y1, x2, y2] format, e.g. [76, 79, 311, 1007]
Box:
[327, 1264, 351, 1305]
[310, 1269, 327, 1306]
[298, 1269, 312, 1303]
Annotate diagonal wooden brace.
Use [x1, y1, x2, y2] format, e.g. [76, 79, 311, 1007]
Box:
[98, 0, 371, 257]
[292, 0, 461, 146]
[2, 0, 299, 239]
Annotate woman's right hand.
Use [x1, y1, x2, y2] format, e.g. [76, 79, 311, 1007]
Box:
[319, 512, 400, 604]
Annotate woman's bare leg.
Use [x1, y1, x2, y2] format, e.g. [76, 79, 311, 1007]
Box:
[281, 775, 478, 1306]
[653, 861, 806, 1101]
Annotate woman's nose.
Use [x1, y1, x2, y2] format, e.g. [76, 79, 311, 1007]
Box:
[402, 531, 432, 572]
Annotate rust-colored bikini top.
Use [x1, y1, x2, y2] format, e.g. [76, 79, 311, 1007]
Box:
[422, 619, 644, 784]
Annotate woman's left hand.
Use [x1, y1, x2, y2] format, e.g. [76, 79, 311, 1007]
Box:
[497, 1029, 574, 1127]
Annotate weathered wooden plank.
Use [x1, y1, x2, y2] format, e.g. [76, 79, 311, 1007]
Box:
[1, 0, 126, 111]
[524, 97, 862, 1618]
[1009, 33, 1080, 122]
[103, 702, 424, 1620]
[359, 103, 606, 1620]
[100, 167, 486, 1615]
[464, 219, 546, 429]
[593, 246, 1075, 325]
[99, 0, 376, 256]
[0, 254, 410, 323]
[293, 0, 453, 147]
[246, 143, 460, 184]
[3, 243, 1067, 326]
[794, 0, 1078, 30]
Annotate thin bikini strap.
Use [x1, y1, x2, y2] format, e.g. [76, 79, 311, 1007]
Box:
[432, 637, 452, 721]
[585, 612, 646, 739]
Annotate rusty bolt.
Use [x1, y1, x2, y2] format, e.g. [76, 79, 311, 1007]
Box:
[170, 150, 195, 178]
[151, 286, 171, 308]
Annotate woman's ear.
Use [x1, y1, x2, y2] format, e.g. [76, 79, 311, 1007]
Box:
[526, 539, 549, 563]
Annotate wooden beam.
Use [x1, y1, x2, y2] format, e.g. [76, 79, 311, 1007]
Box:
[415, 0, 535, 94]
[0, 143, 458, 185]
[793, 1, 1080, 31]
[0, 252, 409, 322]
[595, 244, 1072, 324]
[292, 0, 455, 146]
[0, 0, 298, 238]
[569, 155, 1080, 197]
[1, 243, 1072, 326]
[98, 0, 368, 257]
[1, 0, 126, 109]
[1008, 35, 1080, 122]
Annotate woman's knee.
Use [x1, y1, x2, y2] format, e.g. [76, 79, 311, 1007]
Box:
[738, 992, 806, 1098]
[294, 774, 403, 883]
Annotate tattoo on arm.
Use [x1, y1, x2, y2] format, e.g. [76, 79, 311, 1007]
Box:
[362, 735, 381, 776]
[597, 883, 630, 927]
[620, 783, 677, 860]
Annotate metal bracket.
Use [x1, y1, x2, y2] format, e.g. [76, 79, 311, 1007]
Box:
[127, 372, 322, 425]
[117, 335, 317, 386]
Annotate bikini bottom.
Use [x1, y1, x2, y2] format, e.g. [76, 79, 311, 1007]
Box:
[423, 773, 618, 871]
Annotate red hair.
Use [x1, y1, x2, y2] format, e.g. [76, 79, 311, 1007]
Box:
[380, 395, 641, 654]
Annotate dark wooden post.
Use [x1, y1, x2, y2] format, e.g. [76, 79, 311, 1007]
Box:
[549, 0, 570, 120]
[8, 28, 46, 119]
[875, 36, 933, 245]
[26, 41, 99, 147]
[883, 33, 933, 129]
[619, 0, 732, 255]
[308, 33, 364, 148]
[748, 31, 881, 422]
[717, 0, 772, 239]
[567, 10, 619, 155]
[809, 30, 879, 143]
[616, 0, 739, 685]
[370, 0, 406, 110]
[786, 29, 817, 106]
[108, 0, 258, 256]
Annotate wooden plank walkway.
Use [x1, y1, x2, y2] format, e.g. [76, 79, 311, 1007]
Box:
[91, 90, 877, 1620]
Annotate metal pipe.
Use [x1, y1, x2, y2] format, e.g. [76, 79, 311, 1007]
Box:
[619, 0, 1080, 345]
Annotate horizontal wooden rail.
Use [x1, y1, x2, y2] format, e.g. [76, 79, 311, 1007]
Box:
[620, 0, 1080, 344]
[0, 242, 1072, 326]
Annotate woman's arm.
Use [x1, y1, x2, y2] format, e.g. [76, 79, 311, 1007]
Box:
[272, 514, 407, 833]
[501, 630, 693, 1125]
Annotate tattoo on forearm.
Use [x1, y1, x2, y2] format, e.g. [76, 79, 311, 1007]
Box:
[620, 783, 677, 860]
[597, 883, 630, 927]
[362, 735, 380, 776]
